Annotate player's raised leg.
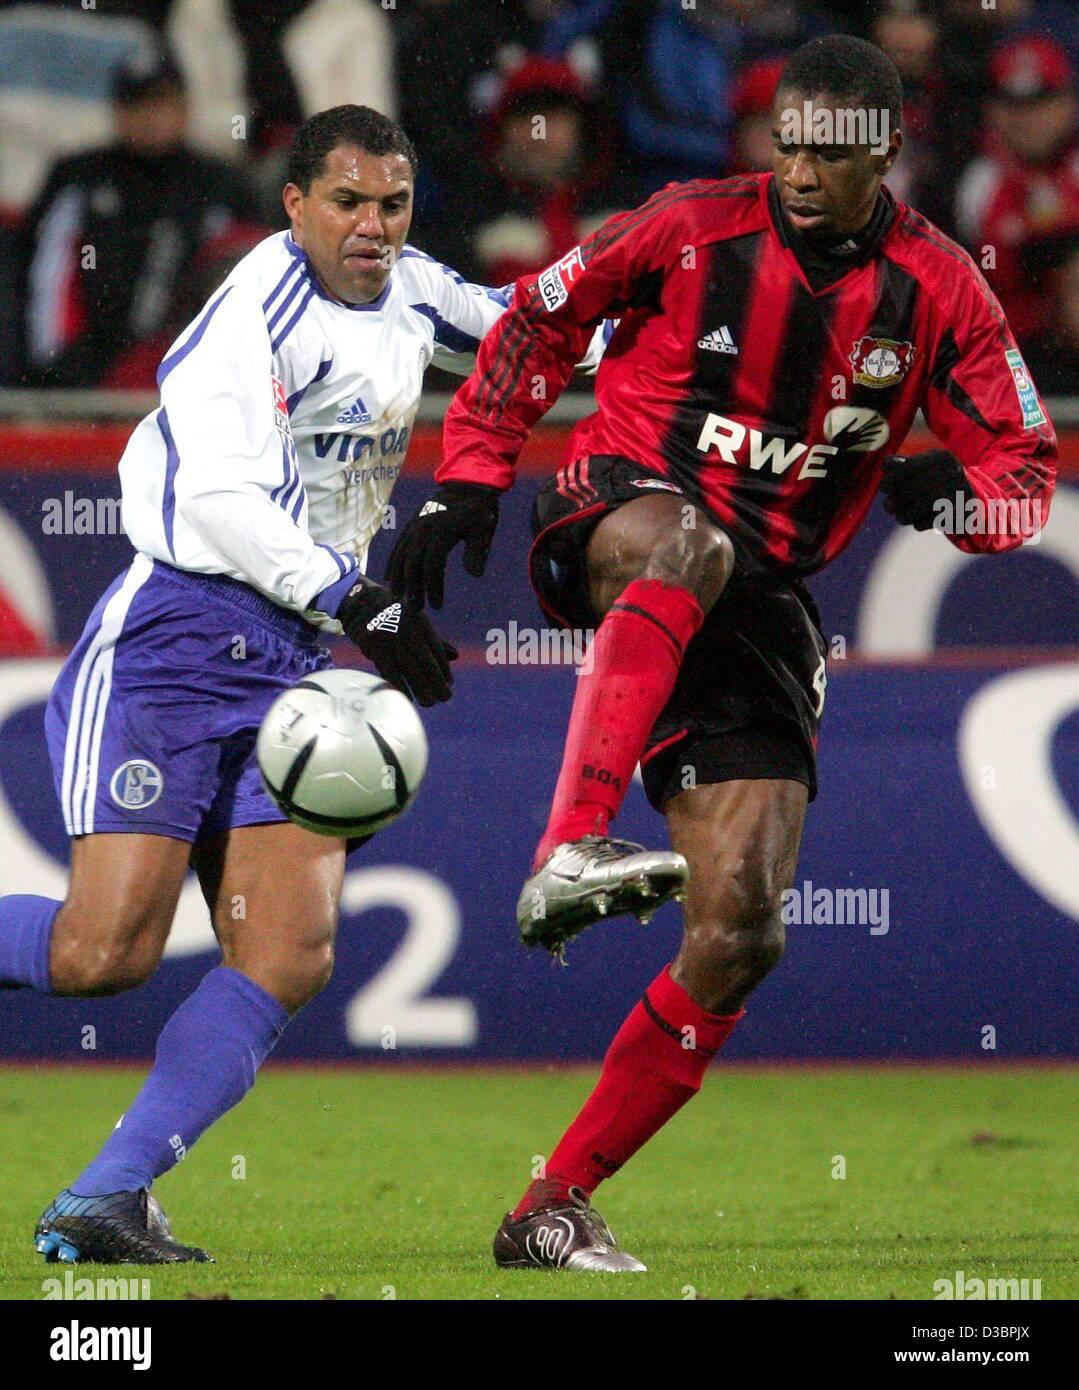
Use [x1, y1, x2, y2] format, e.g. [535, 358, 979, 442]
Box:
[496, 775, 805, 1270]
[518, 492, 734, 955]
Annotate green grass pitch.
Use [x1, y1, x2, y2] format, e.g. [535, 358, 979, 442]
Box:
[1, 1063, 1074, 1300]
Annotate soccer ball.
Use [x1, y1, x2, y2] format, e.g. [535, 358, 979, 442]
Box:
[257, 668, 428, 837]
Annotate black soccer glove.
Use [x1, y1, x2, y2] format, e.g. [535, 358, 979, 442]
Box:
[336, 575, 457, 707]
[386, 481, 501, 610]
[879, 449, 969, 532]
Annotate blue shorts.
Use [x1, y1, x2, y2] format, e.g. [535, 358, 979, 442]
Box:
[45, 554, 332, 841]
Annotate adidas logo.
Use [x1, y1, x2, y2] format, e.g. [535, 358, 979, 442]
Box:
[367, 603, 402, 633]
[418, 499, 447, 517]
[336, 396, 373, 425]
[698, 325, 738, 354]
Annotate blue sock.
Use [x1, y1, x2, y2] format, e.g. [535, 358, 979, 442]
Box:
[71, 966, 289, 1196]
[0, 895, 58, 991]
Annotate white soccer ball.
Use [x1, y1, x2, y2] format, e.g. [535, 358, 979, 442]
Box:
[257, 668, 428, 837]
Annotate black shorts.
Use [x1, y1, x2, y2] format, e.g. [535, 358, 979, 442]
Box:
[528, 455, 828, 811]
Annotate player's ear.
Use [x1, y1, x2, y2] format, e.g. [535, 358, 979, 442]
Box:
[878, 129, 903, 175]
[282, 182, 304, 230]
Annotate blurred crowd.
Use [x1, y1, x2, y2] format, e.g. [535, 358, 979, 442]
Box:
[1, 0, 1079, 394]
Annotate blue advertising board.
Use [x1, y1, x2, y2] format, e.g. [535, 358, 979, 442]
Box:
[0, 656, 1076, 1060]
[1, 468, 1079, 656]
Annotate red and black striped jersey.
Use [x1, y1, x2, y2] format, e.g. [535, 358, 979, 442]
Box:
[439, 173, 1057, 576]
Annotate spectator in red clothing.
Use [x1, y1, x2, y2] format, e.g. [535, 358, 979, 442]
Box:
[728, 57, 784, 172]
[955, 35, 1079, 344]
[442, 55, 621, 288]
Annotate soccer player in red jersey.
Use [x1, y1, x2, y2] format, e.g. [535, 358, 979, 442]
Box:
[388, 36, 1057, 1271]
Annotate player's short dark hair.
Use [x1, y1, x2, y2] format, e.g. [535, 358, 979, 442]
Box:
[287, 105, 418, 192]
[777, 35, 904, 132]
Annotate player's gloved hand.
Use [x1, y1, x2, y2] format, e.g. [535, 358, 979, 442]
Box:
[336, 575, 457, 707]
[880, 449, 968, 532]
[386, 482, 501, 610]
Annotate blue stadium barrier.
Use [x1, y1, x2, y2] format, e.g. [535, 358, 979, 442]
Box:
[0, 658, 1075, 1060]
[2, 470, 1079, 654]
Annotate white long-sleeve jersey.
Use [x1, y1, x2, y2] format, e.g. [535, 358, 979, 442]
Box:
[118, 229, 517, 628]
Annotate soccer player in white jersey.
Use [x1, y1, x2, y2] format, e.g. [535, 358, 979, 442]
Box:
[0, 105, 513, 1264]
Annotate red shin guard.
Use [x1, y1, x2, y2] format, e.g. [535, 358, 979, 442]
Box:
[534, 578, 704, 869]
[514, 968, 743, 1216]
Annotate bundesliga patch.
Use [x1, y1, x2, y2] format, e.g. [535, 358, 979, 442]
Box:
[271, 376, 292, 439]
[629, 478, 684, 493]
[1005, 348, 1047, 430]
[537, 247, 585, 312]
[850, 337, 915, 389]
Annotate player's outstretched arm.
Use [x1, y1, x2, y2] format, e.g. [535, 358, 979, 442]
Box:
[389, 258, 616, 610]
[388, 192, 684, 609]
[385, 271, 585, 609]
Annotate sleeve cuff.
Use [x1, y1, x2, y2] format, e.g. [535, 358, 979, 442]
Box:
[314, 567, 360, 617]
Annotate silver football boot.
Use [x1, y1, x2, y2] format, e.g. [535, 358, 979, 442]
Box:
[517, 835, 689, 958]
[493, 1187, 647, 1272]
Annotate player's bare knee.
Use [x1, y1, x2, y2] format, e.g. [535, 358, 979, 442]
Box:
[676, 907, 784, 1013]
[48, 896, 169, 995]
[587, 537, 651, 603]
[295, 940, 336, 1004]
[645, 522, 733, 610]
[682, 865, 788, 984]
[50, 927, 162, 997]
[733, 911, 786, 980]
[239, 939, 335, 1015]
[688, 903, 785, 968]
[587, 495, 732, 613]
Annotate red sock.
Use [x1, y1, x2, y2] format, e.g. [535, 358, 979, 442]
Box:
[534, 578, 704, 869]
[513, 968, 743, 1217]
